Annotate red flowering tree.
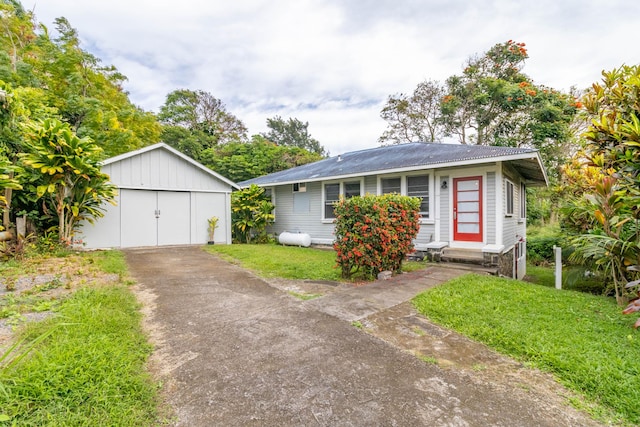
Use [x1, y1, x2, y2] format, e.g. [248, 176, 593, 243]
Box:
[333, 194, 421, 280]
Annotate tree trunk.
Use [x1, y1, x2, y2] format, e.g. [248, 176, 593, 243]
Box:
[3, 186, 12, 230]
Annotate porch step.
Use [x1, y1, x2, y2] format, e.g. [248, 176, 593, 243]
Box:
[441, 248, 484, 265]
[434, 261, 498, 276]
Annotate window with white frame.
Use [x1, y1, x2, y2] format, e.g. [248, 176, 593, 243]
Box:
[324, 183, 340, 219]
[505, 180, 514, 216]
[520, 182, 526, 219]
[323, 181, 362, 219]
[407, 175, 430, 218]
[381, 177, 401, 194]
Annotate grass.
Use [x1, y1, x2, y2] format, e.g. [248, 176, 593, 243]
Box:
[206, 244, 342, 281]
[0, 250, 160, 426]
[417, 354, 438, 365]
[527, 223, 563, 238]
[525, 262, 607, 295]
[413, 273, 640, 425]
[524, 262, 556, 287]
[87, 249, 130, 275]
[205, 243, 427, 282]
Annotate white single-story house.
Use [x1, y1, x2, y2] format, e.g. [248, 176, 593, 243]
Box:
[77, 142, 238, 249]
[239, 142, 548, 279]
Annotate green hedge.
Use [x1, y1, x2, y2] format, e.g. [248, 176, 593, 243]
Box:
[527, 236, 563, 264]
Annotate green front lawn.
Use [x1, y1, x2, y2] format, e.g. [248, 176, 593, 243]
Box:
[413, 274, 640, 425]
[206, 243, 426, 281]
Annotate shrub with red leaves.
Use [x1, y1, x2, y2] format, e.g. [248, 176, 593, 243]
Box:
[333, 194, 421, 280]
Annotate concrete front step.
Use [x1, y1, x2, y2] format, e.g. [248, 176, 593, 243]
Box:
[434, 261, 498, 275]
[441, 248, 484, 264]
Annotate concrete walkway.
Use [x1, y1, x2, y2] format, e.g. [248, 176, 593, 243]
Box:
[125, 246, 600, 427]
[304, 266, 470, 321]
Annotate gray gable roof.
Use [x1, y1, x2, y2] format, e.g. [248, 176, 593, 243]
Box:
[240, 142, 547, 187]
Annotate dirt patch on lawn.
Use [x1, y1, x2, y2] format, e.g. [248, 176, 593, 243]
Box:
[0, 255, 120, 350]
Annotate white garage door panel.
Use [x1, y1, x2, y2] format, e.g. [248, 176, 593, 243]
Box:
[158, 191, 191, 245]
[120, 190, 191, 247]
[121, 190, 158, 247]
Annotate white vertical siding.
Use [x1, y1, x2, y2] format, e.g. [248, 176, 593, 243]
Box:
[440, 175, 449, 242]
[104, 149, 231, 192]
[486, 172, 496, 245]
[501, 165, 519, 249]
[77, 194, 122, 249]
[269, 182, 335, 241]
[191, 192, 231, 244]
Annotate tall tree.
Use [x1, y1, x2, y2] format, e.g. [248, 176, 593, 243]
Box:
[158, 89, 248, 159]
[1, 5, 161, 157]
[379, 79, 445, 145]
[261, 116, 326, 155]
[34, 17, 161, 156]
[441, 40, 578, 157]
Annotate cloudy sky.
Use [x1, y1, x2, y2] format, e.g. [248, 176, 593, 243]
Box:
[28, 0, 638, 155]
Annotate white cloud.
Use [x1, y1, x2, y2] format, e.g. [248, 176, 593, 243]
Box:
[28, 0, 639, 156]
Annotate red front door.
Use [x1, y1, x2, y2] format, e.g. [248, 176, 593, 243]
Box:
[453, 176, 483, 242]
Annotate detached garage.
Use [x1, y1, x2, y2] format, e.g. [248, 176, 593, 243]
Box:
[78, 142, 238, 249]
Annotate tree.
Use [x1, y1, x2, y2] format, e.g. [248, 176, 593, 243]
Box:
[438, 41, 578, 179]
[201, 135, 324, 182]
[20, 118, 117, 244]
[379, 80, 445, 145]
[0, 152, 21, 231]
[441, 40, 578, 148]
[159, 89, 248, 159]
[261, 116, 326, 155]
[0, 7, 161, 158]
[34, 18, 161, 156]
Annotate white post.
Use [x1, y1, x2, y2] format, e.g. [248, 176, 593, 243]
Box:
[553, 245, 562, 290]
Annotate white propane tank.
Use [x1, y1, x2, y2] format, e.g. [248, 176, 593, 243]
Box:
[278, 231, 311, 247]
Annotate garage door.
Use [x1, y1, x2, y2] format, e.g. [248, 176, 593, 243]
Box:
[121, 190, 191, 247]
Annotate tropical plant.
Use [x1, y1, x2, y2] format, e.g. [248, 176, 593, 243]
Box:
[207, 216, 219, 241]
[231, 185, 274, 243]
[568, 65, 640, 311]
[333, 194, 421, 280]
[19, 118, 117, 245]
[568, 176, 640, 304]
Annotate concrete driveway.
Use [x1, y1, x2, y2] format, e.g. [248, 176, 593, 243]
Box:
[125, 246, 599, 427]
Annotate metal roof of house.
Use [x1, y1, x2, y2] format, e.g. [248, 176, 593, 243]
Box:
[240, 142, 547, 187]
